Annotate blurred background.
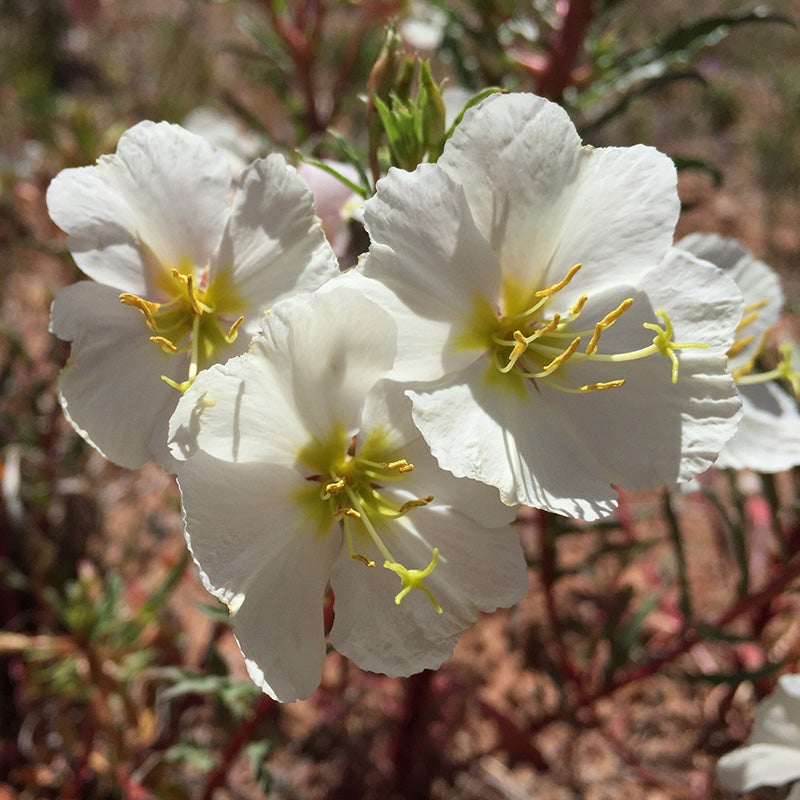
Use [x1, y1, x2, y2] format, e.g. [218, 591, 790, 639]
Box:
[2, 1, 800, 797]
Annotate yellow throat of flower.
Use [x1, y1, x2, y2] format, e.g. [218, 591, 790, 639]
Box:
[120, 262, 245, 393]
[295, 425, 443, 614]
[461, 262, 709, 395]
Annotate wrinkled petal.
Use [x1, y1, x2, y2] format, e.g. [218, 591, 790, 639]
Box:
[360, 163, 501, 382]
[677, 233, 784, 371]
[51, 281, 186, 470]
[716, 382, 800, 472]
[177, 451, 339, 701]
[716, 743, 800, 792]
[359, 380, 516, 528]
[170, 288, 397, 460]
[47, 121, 232, 295]
[214, 154, 339, 326]
[330, 507, 526, 676]
[440, 93, 678, 301]
[169, 325, 308, 466]
[408, 360, 618, 519]
[280, 288, 398, 439]
[548, 251, 742, 489]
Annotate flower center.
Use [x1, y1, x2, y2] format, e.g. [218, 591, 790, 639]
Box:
[120, 265, 245, 392]
[727, 300, 800, 395]
[295, 426, 442, 613]
[475, 262, 708, 393]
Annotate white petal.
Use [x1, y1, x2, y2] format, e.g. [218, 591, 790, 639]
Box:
[547, 143, 678, 304]
[677, 233, 783, 371]
[647, 249, 743, 348]
[751, 675, 800, 746]
[332, 269, 474, 383]
[359, 380, 517, 529]
[169, 325, 309, 466]
[546, 254, 743, 490]
[439, 93, 582, 280]
[716, 743, 800, 792]
[716, 382, 800, 472]
[170, 288, 396, 461]
[178, 451, 341, 702]
[440, 93, 678, 299]
[279, 288, 398, 439]
[177, 454, 309, 608]
[408, 360, 619, 519]
[787, 781, 800, 800]
[214, 154, 339, 319]
[47, 121, 232, 295]
[360, 163, 501, 382]
[329, 508, 526, 676]
[51, 282, 186, 470]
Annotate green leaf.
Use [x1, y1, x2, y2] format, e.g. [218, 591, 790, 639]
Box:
[163, 741, 218, 772]
[672, 155, 723, 187]
[581, 70, 706, 135]
[683, 661, 783, 686]
[247, 739, 273, 792]
[631, 9, 794, 70]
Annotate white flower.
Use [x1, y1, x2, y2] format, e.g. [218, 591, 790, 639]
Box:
[678, 233, 800, 473]
[399, 1, 448, 51]
[48, 120, 338, 470]
[717, 674, 800, 795]
[168, 287, 528, 702]
[348, 92, 744, 519]
[182, 107, 269, 178]
[296, 160, 363, 260]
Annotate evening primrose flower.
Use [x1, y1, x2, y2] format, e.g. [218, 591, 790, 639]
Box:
[677, 233, 800, 473]
[168, 287, 527, 702]
[717, 674, 800, 797]
[48, 121, 338, 469]
[348, 92, 743, 519]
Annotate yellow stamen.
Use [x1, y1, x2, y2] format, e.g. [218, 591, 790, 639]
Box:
[149, 335, 180, 353]
[508, 329, 529, 363]
[398, 495, 434, 514]
[119, 293, 160, 329]
[225, 315, 245, 343]
[324, 478, 346, 496]
[743, 298, 769, 314]
[580, 379, 626, 392]
[569, 294, 588, 316]
[334, 506, 362, 520]
[584, 298, 634, 355]
[728, 335, 755, 360]
[736, 311, 761, 333]
[344, 520, 375, 567]
[541, 336, 581, 374]
[535, 263, 582, 298]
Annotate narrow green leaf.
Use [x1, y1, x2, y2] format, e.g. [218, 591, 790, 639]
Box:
[673, 155, 723, 187]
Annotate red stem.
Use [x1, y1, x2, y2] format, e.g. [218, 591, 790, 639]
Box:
[200, 693, 275, 800]
[536, 0, 595, 100]
[527, 555, 800, 733]
[538, 511, 582, 689]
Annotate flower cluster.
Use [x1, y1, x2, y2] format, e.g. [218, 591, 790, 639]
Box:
[49, 91, 778, 701]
